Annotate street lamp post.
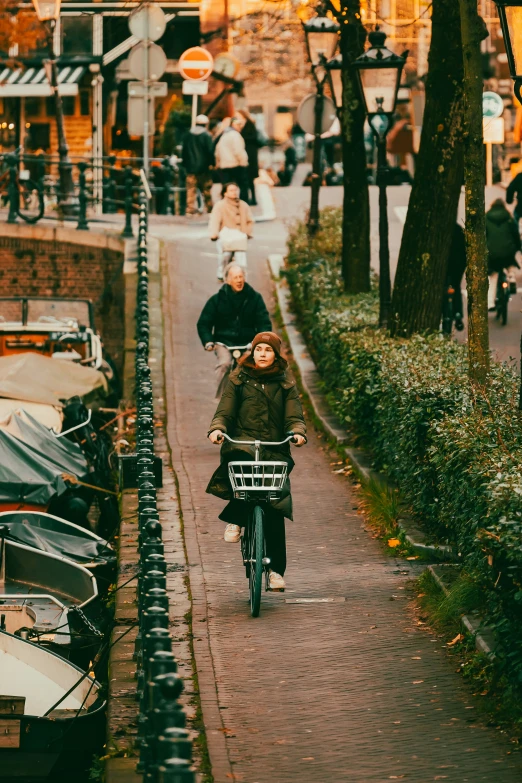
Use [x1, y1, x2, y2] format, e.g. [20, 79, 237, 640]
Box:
[31, 0, 76, 210]
[303, 15, 340, 235]
[353, 29, 407, 328]
[493, 1, 522, 405]
[494, 1, 522, 102]
[326, 54, 343, 114]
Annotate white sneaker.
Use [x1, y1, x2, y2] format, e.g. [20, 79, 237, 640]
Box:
[224, 524, 241, 543]
[268, 570, 285, 591]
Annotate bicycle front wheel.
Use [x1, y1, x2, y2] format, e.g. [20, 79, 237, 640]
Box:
[249, 505, 264, 618]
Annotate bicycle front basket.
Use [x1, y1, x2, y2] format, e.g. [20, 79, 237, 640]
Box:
[228, 460, 288, 495]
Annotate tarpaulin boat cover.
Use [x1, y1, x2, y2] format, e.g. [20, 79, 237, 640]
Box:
[0, 410, 87, 476]
[0, 430, 70, 505]
[0, 353, 107, 407]
[0, 511, 115, 567]
[0, 398, 62, 431]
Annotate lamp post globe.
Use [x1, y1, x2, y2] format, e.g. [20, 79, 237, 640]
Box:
[353, 28, 406, 126]
[302, 15, 340, 69]
[31, 0, 61, 21]
[493, 1, 522, 101]
[326, 53, 343, 112]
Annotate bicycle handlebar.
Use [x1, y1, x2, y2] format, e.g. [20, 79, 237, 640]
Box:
[219, 432, 296, 446]
[214, 342, 252, 351]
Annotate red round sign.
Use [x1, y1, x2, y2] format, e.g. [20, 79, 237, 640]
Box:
[178, 46, 214, 81]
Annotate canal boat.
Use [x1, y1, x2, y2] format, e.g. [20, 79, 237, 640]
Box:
[0, 629, 105, 781]
[0, 511, 115, 594]
[0, 531, 105, 665]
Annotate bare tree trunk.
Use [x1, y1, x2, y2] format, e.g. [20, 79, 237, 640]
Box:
[459, 0, 490, 386]
[389, 0, 464, 337]
[339, 0, 370, 293]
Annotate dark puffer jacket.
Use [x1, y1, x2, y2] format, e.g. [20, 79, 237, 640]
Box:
[197, 283, 271, 347]
[206, 365, 306, 519]
[485, 202, 521, 273]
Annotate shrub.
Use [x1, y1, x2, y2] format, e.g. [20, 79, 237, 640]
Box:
[286, 209, 522, 681]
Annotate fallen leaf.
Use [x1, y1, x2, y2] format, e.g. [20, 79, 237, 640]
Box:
[302, 757, 314, 761]
[388, 538, 401, 548]
[407, 556, 419, 560]
[447, 634, 463, 646]
[412, 680, 424, 684]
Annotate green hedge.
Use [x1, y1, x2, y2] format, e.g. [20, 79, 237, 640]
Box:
[286, 208, 522, 679]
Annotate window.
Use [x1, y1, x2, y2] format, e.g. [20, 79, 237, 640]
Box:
[80, 89, 90, 116]
[25, 97, 41, 117]
[63, 96, 76, 116]
[61, 16, 93, 55]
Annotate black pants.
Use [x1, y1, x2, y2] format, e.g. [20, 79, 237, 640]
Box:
[219, 500, 287, 576]
[219, 167, 249, 203]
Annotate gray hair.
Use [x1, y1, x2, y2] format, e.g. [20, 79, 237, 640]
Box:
[225, 263, 245, 281]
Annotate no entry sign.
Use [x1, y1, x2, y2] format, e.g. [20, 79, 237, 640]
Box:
[178, 46, 214, 81]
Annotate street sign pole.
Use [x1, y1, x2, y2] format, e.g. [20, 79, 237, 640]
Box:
[191, 94, 198, 128]
[143, 12, 149, 177]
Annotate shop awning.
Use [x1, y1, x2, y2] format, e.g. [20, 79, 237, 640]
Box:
[0, 66, 86, 97]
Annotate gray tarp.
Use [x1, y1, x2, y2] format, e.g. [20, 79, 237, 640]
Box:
[0, 410, 87, 476]
[0, 511, 114, 567]
[0, 353, 107, 407]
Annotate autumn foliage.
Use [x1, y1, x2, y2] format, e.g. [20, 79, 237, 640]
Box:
[0, 0, 46, 60]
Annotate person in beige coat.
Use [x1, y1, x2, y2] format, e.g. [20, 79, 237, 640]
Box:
[208, 182, 254, 281]
[215, 116, 249, 201]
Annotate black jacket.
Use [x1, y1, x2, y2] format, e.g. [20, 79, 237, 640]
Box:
[197, 283, 271, 347]
[182, 128, 215, 175]
[506, 173, 522, 212]
[485, 203, 521, 273]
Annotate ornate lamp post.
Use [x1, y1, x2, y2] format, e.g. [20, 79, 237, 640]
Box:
[494, 1, 522, 101]
[326, 54, 343, 114]
[302, 14, 340, 234]
[493, 1, 522, 405]
[353, 29, 407, 327]
[31, 0, 76, 209]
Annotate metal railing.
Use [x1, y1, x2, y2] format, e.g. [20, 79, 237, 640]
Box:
[132, 193, 195, 782]
[0, 151, 188, 235]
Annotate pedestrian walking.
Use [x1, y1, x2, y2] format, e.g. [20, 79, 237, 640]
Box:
[485, 198, 521, 310]
[182, 114, 215, 215]
[444, 224, 467, 331]
[208, 181, 254, 281]
[215, 116, 249, 202]
[506, 169, 522, 224]
[207, 331, 307, 591]
[197, 264, 271, 397]
[238, 109, 262, 205]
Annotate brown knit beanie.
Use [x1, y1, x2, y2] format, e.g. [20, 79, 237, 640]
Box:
[251, 331, 282, 357]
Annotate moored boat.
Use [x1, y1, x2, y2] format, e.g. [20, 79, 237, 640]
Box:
[0, 511, 115, 595]
[0, 629, 105, 781]
[0, 531, 105, 665]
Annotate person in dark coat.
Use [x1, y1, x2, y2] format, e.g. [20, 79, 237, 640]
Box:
[485, 198, 521, 309]
[443, 224, 467, 331]
[506, 170, 522, 224]
[239, 110, 262, 205]
[197, 265, 272, 396]
[182, 114, 215, 215]
[207, 331, 306, 591]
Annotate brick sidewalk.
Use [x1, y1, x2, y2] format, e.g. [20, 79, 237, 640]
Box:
[161, 223, 522, 782]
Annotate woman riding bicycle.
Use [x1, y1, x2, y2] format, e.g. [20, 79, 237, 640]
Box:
[207, 331, 306, 591]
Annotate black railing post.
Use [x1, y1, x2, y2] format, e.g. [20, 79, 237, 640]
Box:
[104, 154, 117, 214]
[121, 165, 134, 238]
[6, 154, 19, 224]
[130, 193, 196, 782]
[76, 161, 89, 231]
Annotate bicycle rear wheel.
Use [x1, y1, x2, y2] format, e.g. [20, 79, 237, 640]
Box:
[249, 505, 264, 618]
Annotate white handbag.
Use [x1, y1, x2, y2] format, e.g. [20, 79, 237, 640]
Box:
[219, 226, 248, 252]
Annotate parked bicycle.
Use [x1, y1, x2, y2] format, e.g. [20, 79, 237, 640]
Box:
[495, 269, 512, 326]
[441, 282, 464, 335]
[218, 431, 297, 617]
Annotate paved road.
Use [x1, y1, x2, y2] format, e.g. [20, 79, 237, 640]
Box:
[274, 183, 521, 366]
[157, 209, 522, 782]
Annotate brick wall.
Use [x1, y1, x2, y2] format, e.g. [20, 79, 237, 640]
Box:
[0, 235, 125, 374]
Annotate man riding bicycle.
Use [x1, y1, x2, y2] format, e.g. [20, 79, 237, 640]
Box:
[207, 332, 306, 592]
[197, 265, 271, 397]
